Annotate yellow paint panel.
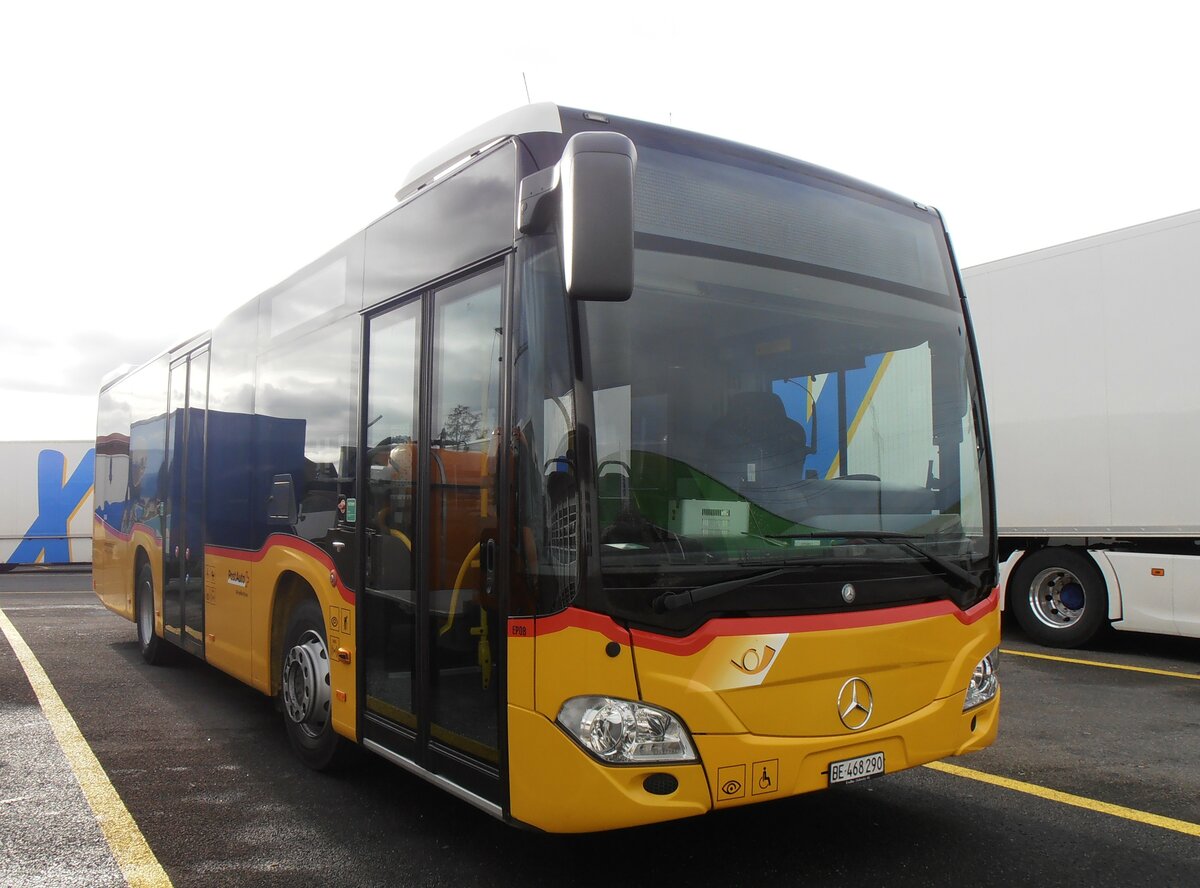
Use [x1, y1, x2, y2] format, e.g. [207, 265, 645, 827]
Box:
[91, 520, 162, 623]
[636, 605, 1000, 737]
[202, 553, 253, 685]
[506, 619, 535, 710]
[534, 621, 638, 719]
[91, 518, 129, 618]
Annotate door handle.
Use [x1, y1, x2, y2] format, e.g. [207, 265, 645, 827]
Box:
[484, 538, 496, 597]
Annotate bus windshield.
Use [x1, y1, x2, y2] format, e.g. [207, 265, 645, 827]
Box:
[574, 147, 990, 626]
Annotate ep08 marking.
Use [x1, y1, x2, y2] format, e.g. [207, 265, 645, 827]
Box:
[0, 607, 173, 887]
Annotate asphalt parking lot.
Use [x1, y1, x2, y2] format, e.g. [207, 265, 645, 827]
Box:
[1, 570, 1197, 887]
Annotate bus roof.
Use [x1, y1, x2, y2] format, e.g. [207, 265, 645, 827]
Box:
[396, 102, 922, 213]
[397, 102, 565, 201]
[102, 106, 931, 395]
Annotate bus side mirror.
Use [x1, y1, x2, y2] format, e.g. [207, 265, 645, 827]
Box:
[519, 131, 636, 302]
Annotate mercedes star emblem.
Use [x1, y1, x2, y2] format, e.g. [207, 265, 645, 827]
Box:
[837, 677, 874, 730]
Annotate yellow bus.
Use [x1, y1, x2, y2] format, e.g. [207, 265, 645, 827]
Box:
[93, 104, 1000, 832]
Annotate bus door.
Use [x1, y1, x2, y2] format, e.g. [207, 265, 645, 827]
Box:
[162, 346, 209, 657]
[362, 265, 506, 803]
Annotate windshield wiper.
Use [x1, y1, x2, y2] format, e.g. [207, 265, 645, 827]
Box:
[765, 529, 916, 540]
[765, 530, 981, 591]
[740, 531, 790, 547]
[897, 539, 981, 591]
[651, 567, 805, 613]
[651, 533, 984, 613]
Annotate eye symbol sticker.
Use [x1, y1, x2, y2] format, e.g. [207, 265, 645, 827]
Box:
[717, 764, 747, 800]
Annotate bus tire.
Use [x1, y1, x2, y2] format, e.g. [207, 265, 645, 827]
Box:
[136, 562, 174, 665]
[1009, 548, 1108, 648]
[280, 598, 345, 770]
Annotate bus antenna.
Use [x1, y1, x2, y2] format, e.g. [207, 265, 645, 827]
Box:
[522, 72, 532, 105]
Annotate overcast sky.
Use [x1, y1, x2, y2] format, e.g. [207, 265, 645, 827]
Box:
[3, 1, 1197, 441]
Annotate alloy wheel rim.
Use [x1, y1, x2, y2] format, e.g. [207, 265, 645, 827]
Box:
[1027, 567, 1085, 629]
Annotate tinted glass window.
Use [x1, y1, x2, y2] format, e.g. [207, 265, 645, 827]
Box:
[258, 235, 364, 347]
[635, 147, 954, 303]
[208, 299, 258, 548]
[513, 241, 577, 615]
[96, 388, 131, 532]
[364, 297, 421, 726]
[112, 355, 170, 537]
[363, 142, 517, 308]
[427, 267, 505, 758]
[255, 316, 359, 558]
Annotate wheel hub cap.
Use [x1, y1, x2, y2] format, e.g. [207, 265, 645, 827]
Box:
[282, 630, 331, 736]
[1060, 582, 1085, 611]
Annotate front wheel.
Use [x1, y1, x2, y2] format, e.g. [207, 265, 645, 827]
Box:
[281, 599, 346, 770]
[1009, 548, 1108, 648]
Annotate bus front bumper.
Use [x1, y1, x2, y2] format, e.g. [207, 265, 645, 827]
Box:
[506, 689, 998, 832]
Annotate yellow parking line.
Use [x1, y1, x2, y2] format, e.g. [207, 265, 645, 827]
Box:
[1000, 647, 1200, 680]
[0, 607, 173, 888]
[926, 761, 1200, 838]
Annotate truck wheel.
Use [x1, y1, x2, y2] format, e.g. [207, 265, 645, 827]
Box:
[136, 562, 175, 665]
[281, 599, 345, 770]
[1010, 548, 1107, 648]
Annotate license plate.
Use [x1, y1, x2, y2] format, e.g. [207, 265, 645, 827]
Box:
[828, 751, 885, 785]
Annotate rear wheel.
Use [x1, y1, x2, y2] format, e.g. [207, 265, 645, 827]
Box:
[281, 599, 346, 770]
[1010, 548, 1108, 648]
[136, 562, 174, 665]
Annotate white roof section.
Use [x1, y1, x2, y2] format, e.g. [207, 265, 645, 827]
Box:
[99, 364, 135, 389]
[396, 102, 565, 201]
[963, 208, 1200, 276]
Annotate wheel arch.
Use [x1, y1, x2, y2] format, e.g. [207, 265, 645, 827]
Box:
[999, 542, 1123, 622]
[132, 544, 156, 629]
[269, 570, 323, 699]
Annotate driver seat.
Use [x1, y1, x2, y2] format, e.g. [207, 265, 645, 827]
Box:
[706, 391, 810, 487]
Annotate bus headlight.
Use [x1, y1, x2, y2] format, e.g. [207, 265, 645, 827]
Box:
[963, 647, 999, 711]
[557, 696, 697, 764]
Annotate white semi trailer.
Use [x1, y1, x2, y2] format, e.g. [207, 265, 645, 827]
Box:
[963, 209, 1200, 646]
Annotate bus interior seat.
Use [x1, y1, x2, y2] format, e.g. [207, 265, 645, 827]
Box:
[706, 391, 810, 485]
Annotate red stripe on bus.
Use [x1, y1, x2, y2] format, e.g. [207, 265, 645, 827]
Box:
[206, 534, 355, 605]
[93, 515, 162, 545]
[959, 588, 1000, 624]
[94, 515, 130, 541]
[131, 523, 163, 544]
[534, 608, 631, 645]
[526, 590, 997, 655]
[630, 589, 999, 656]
